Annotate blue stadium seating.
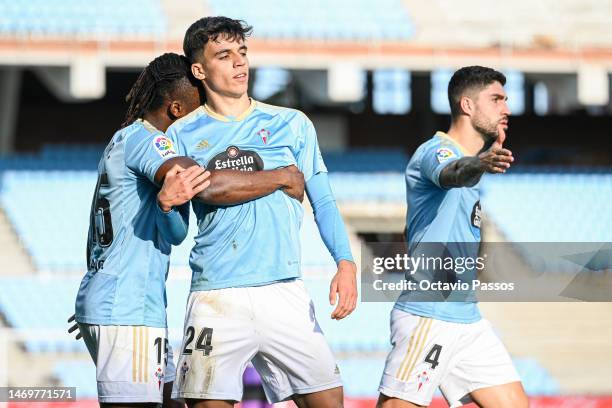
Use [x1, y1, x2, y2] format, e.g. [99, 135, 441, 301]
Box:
[481, 173, 612, 242]
[0, 170, 96, 270]
[329, 172, 406, 202]
[0, 0, 166, 37]
[304, 279, 393, 352]
[323, 149, 409, 173]
[207, 0, 414, 41]
[53, 361, 97, 398]
[0, 277, 86, 352]
[514, 357, 560, 396]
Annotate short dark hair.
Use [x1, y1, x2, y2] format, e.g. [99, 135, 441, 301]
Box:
[122, 53, 197, 128]
[183, 16, 253, 63]
[448, 66, 506, 118]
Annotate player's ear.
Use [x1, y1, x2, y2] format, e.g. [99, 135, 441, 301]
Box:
[168, 101, 182, 119]
[191, 63, 206, 81]
[460, 96, 474, 117]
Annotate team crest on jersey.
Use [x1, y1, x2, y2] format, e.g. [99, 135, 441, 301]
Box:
[471, 200, 481, 228]
[257, 128, 271, 144]
[153, 136, 176, 158]
[435, 147, 456, 163]
[417, 370, 430, 391]
[154, 367, 164, 389]
[208, 146, 264, 172]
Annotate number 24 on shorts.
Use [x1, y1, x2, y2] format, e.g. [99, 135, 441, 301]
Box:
[182, 326, 214, 356]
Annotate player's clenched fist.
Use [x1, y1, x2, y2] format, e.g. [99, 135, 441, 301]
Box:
[157, 164, 211, 211]
[279, 165, 305, 202]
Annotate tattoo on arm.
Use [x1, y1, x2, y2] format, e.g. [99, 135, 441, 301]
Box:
[439, 157, 485, 189]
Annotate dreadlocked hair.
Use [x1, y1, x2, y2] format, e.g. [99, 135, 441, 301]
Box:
[122, 53, 195, 128]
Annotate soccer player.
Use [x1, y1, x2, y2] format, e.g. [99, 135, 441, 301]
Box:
[74, 52, 306, 408]
[377, 66, 529, 408]
[166, 17, 358, 408]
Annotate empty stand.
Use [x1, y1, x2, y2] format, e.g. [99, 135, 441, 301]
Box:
[0, 0, 166, 37]
[0, 277, 86, 352]
[53, 361, 97, 398]
[322, 149, 409, 173]
[207, 0, 414, 41]
[481, 173, 612, 242]
[0, 170, 95, 270]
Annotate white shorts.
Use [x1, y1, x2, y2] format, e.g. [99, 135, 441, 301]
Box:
[79, 323, 176, 403]
[379, 308, 521, 408]
[173, 279, 342, 403]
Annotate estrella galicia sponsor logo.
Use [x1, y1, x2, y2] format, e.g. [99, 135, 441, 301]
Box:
[471, 200, 481, 228]
[208, 146, 264, 171]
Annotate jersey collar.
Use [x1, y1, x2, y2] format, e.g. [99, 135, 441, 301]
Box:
[138, 118, 161, 133]
[435, 131, 470, 156]
[204, 98, 256, 122]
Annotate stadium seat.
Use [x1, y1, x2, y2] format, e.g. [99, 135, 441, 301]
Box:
[206, 0, 414, 41]
[481, 173, 612, 243]
[323, 149, 409, 173]
[53, 361, 97, 398]
[0, 0, 166, 38]
[0, 277, 86, 352]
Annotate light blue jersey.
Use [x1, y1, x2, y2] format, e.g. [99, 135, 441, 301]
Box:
[76, 119, 186, 327]
[167, 100, 327, 291]
[395, 132, 482, 323]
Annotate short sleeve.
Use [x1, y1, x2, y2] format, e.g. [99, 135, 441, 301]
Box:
[294, 114, 327, 181]
[125, 131, 179, 184]
[420, 142, 462, 188]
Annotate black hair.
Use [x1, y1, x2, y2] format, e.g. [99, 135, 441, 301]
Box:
[448, 66, 506, 118]
[183, 16, 252, 63]
[122, 53, 197, 128]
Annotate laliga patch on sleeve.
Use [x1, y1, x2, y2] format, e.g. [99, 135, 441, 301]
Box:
[435, 147, 456, 163]
[153, 136, 177, 158]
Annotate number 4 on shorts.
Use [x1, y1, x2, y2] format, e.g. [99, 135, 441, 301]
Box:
[182, 326, 214, 356]
[424, 344, 442, 369]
